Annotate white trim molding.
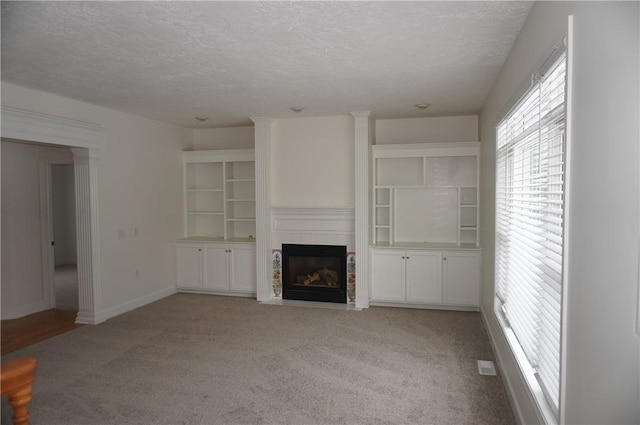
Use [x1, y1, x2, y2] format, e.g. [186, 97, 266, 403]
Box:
[271, 207, 356, 251]
[1, 106, 102, 148]
[93, 286, 177, 324]
[1, 105, 103, 324]
[352, 111, 372, 309]
[72, 147, 102, 324]
[271, 207, 355, 235]
[251, 116, 273, 302]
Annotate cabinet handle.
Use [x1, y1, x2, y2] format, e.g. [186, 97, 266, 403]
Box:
[443, 257, 447, 260]
[198, 249, 202, 252]
[406, 257, 410, 259]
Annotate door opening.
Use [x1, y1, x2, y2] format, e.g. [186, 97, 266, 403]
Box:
[50, 164, 78, 311]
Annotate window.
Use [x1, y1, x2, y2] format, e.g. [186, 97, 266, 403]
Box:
[495, 48, 567, 419]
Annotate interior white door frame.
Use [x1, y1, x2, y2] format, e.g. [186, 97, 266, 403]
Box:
[39, 159, 74, 310]
[2, 106, 103, 324]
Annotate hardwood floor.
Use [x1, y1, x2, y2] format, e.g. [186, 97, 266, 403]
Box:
[1, 310, 83, 355]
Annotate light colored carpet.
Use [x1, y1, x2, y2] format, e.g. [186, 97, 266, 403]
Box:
[1, 294, 515, 425]
[55, 264, 78, 310]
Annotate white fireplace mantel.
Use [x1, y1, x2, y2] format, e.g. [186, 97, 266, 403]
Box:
[253, 113, 371, 308]
[271, 207, 355, 251]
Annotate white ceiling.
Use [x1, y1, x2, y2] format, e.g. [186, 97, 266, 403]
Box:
[1, 1, 532, 128]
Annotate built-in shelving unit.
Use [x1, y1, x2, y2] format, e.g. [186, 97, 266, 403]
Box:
[369, 142, 481, 310]
[178, 149, 257, 296]
[371, 142, 480, 247]
[183, 149, 256, 240]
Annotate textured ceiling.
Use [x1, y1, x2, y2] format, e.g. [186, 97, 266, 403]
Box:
[1, 1, 532, 128]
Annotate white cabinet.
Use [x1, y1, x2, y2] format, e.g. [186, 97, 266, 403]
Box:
[204, 245, 228, 291]
[227, 244, 257, 293]
[370, 250, 405, 302]
[442, 251, 480, 306]
[405, 251, 443, 304]
[370, 247, 479, 309]
[176, 241, 256, 296]
[183, 149, 256, 240]
[176, 244, 203, 289]
[371, 143, 480, 247]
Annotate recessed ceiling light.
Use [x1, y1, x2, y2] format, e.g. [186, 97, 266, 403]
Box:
[195, 117, 209, 122]
[415, 103, 431, 110]
[289, 106, 304, 113]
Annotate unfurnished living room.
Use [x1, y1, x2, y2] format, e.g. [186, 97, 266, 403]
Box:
[1, 2, 638, 425]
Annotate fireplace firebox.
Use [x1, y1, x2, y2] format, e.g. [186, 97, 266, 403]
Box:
[282, 244, 347, 303]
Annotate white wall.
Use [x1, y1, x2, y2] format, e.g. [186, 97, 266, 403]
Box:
[1, 82, 192, 317]
[375, 115, 478, 145]
[271, 115, 354, 208]
[1, 142, 74, 317]
[479, 2, 639, 424]
[52, 164, 77, 266]
[193, 126, 254, 150]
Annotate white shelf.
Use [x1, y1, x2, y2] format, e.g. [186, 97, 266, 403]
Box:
[371, 142, 480, 247]
[183, 150, 256, 240]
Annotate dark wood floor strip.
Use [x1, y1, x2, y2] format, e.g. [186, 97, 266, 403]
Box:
[1, 310, 83, 355]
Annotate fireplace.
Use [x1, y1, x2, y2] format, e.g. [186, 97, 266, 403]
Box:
[282, 244, 347, 303]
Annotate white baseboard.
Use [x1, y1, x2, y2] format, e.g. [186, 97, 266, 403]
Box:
[1, 300, 49, 320]
[370, 301, 480, 312]
[480, 307, 526, 425]
[177, 288, 255, 298]
[54, 258, 78, 266]
[76, 286, 177, 325]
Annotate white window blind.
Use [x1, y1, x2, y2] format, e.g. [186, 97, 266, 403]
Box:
[495, 49, 567, 416]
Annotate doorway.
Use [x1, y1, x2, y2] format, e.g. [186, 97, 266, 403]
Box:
[2, 105, 102, 325]
[50, 164, 78, 311]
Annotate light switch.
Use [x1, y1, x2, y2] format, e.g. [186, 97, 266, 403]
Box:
[118, 229, 125, 239]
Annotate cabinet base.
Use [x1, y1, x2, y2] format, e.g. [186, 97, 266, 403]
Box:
[177, 288, 256, 298]
[369, 301, 479, 312]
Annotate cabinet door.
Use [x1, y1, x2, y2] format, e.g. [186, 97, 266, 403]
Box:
[228, 244, 256, 293]
[405, 250, 443, 304]
[176, 244, 203, 288]
[370, 249, 405, 302]
[442, 251, 480, 306]
[203, 245, 229, 291]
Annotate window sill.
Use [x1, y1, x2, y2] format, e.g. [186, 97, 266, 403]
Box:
[494, 302, 559, 425]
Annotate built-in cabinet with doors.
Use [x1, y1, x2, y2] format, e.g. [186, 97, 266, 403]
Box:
[176, 149, 257, 296]
[369, 142, 481, 310]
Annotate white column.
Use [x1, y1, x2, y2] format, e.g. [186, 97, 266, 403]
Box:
[251, 117, 273, 302]
[71, 147, 102, 324]
[351, 111, 372, 309]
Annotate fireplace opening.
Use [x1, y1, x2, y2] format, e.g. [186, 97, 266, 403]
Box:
[282, 244, 347, 303]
